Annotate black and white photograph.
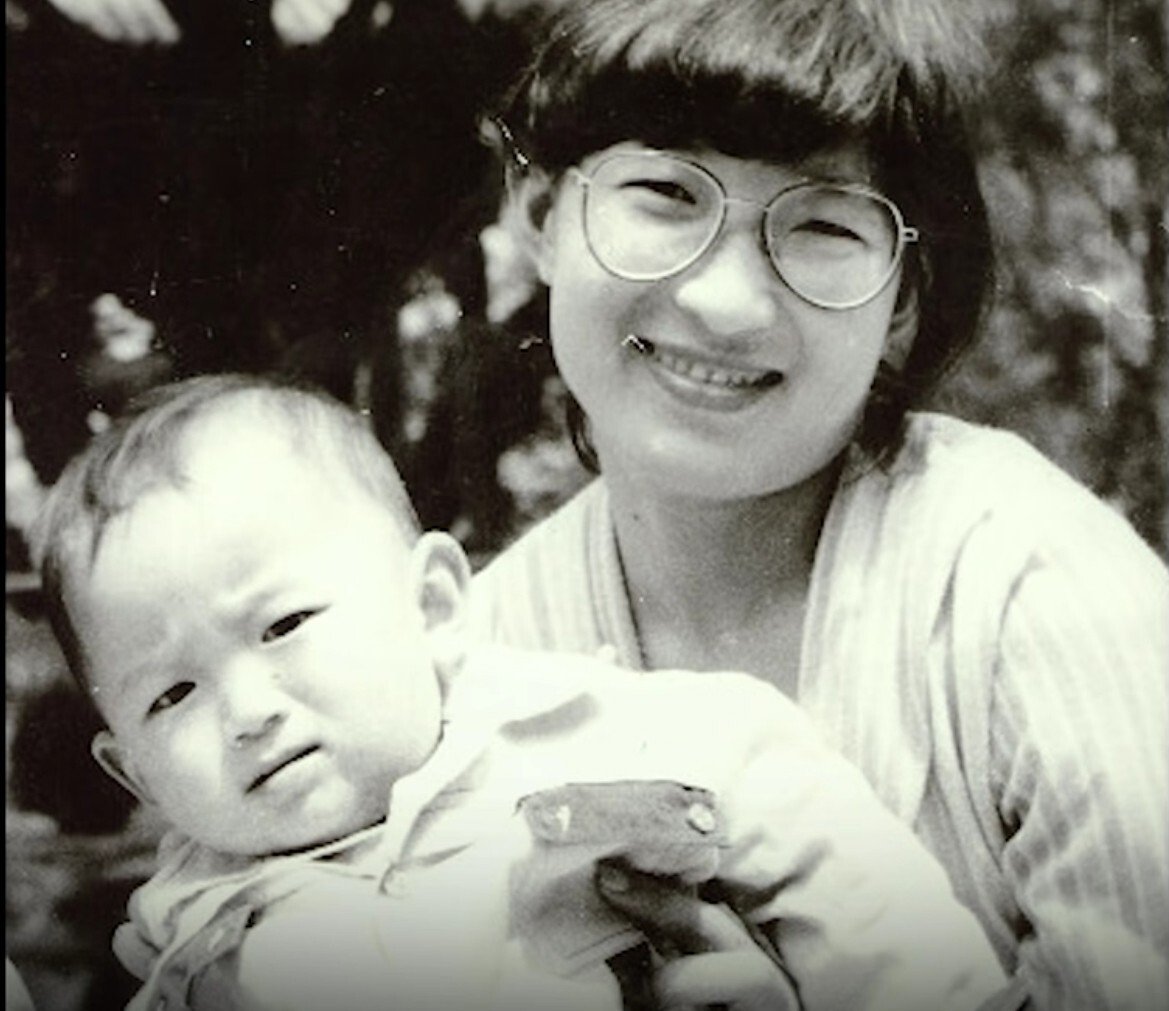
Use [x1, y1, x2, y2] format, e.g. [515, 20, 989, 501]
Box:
[7, 1, 1168, 1009]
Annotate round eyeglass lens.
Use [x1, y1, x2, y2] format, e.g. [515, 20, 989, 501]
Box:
[765, 185, 900, 308]
[583, 153, 723, 281]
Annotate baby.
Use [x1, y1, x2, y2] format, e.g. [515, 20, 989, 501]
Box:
[33, 374, 1005, 1011]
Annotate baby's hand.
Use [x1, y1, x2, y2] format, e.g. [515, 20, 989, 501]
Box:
[597, 861, 799, 1011]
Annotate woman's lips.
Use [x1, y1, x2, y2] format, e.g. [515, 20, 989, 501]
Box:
[623, 334, 784, 398]
[653, 344, 782, 389]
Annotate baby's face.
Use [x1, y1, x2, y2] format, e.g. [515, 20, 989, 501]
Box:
[72, 420, 446, 856]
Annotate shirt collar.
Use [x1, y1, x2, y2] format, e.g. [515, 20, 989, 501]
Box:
[373, 645, 602, 871]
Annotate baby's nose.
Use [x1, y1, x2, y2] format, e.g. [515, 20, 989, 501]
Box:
[230, 708, 286, 748]
[221, 666, 288, 745]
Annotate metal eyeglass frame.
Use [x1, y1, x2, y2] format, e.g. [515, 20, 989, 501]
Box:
[568, 149, 919, 311]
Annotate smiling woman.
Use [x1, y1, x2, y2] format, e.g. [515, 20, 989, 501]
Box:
[532, 138, 909, 509]
[470, 1, 1169, 1008]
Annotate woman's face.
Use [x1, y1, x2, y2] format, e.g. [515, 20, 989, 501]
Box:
[534, 142, 911, 502]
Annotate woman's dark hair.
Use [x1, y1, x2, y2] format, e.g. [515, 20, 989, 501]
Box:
[492, 0, 995, 467]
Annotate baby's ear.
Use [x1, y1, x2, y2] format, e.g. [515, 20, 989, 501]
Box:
[410, 532, 472, 674]
[91, 730, 153, 805]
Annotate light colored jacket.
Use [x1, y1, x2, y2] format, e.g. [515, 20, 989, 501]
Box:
[470, 412, 1169, 1011]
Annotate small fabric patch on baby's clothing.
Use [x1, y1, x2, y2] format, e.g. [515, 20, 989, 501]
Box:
[511, 780, 726, 975]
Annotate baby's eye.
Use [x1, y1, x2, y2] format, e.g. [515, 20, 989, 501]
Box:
[147, 682, 194, 717]
[262, 609, 323, 643]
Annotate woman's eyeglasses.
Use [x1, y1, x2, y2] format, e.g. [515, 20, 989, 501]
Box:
[569, 150, 918, 310]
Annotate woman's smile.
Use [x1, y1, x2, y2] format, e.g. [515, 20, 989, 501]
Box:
[541, 142, 900, 498]
[624, 333, 784, 411]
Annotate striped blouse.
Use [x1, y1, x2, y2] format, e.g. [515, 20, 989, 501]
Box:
[469, 412, 1169, 1010]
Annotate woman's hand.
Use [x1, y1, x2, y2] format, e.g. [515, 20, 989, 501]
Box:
[596, 861, 800, 1011]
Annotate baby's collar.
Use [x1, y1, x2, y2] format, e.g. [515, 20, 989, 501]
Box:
[441, 643, 601, 727]
[373, 645, 609, 876]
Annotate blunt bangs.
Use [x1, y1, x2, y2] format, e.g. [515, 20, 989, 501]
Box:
[501, 0, 987, 173]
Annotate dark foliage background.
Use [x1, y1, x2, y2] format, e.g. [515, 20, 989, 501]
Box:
[942, 0, 1168, 555]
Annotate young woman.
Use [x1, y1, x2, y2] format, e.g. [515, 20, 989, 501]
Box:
[471, 1, 1169, 1007]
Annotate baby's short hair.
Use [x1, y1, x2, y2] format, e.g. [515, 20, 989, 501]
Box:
[32, 373, 421, 691]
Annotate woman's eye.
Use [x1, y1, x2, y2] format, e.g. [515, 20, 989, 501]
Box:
[262, 609, 321, 643]
[799, 218, 864, 242]
[147, 682, 194, 717]
[624, 178, 698, 205]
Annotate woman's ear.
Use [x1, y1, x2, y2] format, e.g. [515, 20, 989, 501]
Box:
[409, 531, 472, 675]
[91, 730, 153, 805]
[503, 167, 559, 285]
[883, 277, 920, 371]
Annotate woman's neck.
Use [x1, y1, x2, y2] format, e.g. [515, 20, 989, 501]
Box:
[604, 462, 841, 683]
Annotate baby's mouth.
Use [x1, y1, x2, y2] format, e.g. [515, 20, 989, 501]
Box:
[248, 745, 321, 793]
[623, 335, 783, 389]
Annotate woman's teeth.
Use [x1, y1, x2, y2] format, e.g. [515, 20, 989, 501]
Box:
[625, 336, 780, 389]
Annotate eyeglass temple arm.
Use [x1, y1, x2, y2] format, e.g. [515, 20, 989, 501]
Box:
[486, 116, 531, 173]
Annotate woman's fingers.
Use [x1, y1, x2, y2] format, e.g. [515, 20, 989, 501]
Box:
[656, 952, 796, 1011]
[597, 861, 751, 956]
[596, 861, 800, 1010]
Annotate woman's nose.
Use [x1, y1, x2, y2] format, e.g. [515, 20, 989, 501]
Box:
[672, 223, 781, 336]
